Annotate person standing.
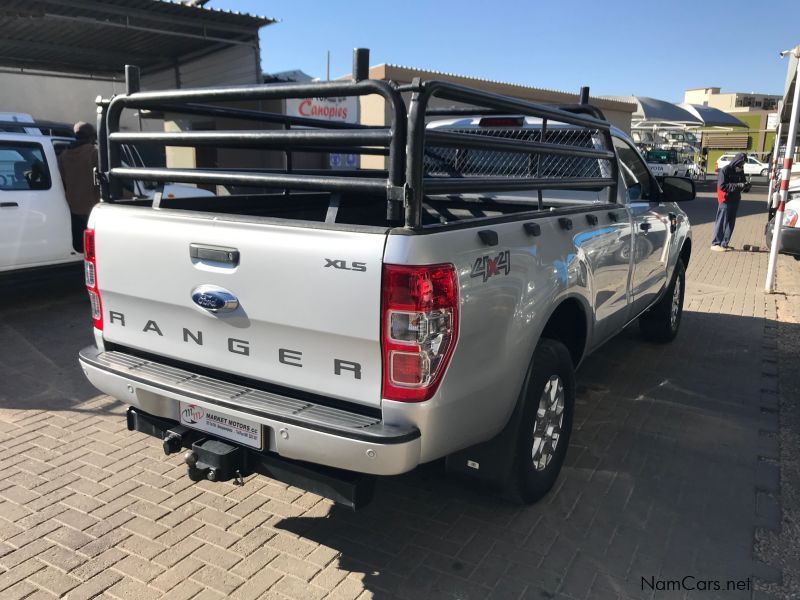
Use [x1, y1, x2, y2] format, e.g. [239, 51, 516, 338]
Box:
[711, 152, 747, 251]
[57, 121, 100, 254]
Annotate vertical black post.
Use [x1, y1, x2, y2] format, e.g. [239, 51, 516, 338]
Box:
[353, 48, 369, 82]
[96, 98, 109, 202]
[405, 78, 427, 229]
[125, 65, 141, 95]
[579, 86, 590, 105]
[537, 118, 547, 211]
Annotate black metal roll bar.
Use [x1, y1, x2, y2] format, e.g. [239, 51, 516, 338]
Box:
[97, 48, 618, 230]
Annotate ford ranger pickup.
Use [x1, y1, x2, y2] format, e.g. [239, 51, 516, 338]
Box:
[78, 53, 693, 508]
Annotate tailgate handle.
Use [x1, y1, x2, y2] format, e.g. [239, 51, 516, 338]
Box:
[190, 244, 240, 266]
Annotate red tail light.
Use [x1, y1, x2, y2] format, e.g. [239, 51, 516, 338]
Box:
[381, 264, 458, 402]
[83, 229, 103, 330]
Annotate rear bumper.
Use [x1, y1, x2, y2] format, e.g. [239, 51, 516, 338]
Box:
[78, 346, 421, 476]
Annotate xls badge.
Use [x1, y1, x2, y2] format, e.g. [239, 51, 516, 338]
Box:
[471, 250, 511, 282]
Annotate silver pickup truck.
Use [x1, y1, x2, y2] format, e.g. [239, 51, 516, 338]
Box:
[78, 58, 693, 508]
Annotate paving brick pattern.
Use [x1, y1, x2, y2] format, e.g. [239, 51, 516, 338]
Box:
[0, 184, 798, 599]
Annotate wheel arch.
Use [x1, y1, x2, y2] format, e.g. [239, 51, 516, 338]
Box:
[539, 296, 589, 367]
[680, 237, 692, 269]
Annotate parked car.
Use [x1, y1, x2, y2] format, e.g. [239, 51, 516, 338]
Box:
[77, 67, 693, 508]
[765, 181, 800, 260]
[645, 148, 693, 178]
[0, 127, 213, 273]
[716, 154, 769, 176]
[0, 131, 80, 272]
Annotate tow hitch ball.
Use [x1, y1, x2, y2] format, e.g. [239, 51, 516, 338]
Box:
[182, 438, 246, 485]
[161, 426, 245, 484]
[184, 449, 219, 481]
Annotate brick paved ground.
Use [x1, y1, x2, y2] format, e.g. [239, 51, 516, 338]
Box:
[1, 182, 799, 600]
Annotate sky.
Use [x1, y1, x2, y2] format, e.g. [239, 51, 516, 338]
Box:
[212, 0, 800, 102]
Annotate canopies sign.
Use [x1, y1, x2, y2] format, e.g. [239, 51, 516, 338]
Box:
[286, 96, 358, 124]
[286, 96, 359, 168]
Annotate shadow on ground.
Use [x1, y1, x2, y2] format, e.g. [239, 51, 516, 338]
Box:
[0, 264, 99, 410]
[276, 311, 794, 599]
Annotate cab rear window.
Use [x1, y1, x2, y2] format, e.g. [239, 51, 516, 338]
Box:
[0, 142, 51, 191]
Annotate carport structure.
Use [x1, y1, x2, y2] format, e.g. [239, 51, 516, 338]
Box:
[0, 1, 276, 173]
[0, 0, 274, 81]
[0, 0, 274, 130]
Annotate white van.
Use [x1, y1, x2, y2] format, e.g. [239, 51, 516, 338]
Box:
[0, 128, 215, 273]
[0, 131, 79, 272]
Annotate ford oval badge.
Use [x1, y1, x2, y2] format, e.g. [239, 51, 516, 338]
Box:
[191, 285, 239, 313]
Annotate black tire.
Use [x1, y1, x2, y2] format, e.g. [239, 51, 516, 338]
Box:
[639, 260, 685, 343]
[512, 338, 575, 503]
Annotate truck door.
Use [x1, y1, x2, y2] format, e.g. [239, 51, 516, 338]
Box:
[612, 137, 669, 315]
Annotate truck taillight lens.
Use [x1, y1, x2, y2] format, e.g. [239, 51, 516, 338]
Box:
[84, 229, 103, 330]
[381, 264, 458, 402]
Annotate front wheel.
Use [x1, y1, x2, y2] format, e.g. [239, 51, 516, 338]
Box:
[761, 168, 768, 177]
[639, 260, 685, 343]
[512, 338, 575, 503]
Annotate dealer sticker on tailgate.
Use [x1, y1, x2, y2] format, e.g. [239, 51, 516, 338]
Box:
[179, 402, 263, 449]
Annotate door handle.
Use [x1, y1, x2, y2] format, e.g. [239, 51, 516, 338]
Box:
[0, 202, 19, 208]
[189, 244, 240, 265]
[639, 222, 651, 232]
[668, 212, 678, 233]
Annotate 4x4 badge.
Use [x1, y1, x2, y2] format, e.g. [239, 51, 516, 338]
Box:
[471, 250, 511, 282]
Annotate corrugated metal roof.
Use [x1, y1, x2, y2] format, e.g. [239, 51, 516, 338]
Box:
[0, 0, 275, 76]
[375, 64, 637, 112]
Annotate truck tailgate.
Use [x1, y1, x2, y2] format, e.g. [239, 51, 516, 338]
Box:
[92, 205, 386, 408]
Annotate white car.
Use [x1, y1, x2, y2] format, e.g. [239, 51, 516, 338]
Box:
[0, 131, 80, 272]
[716, 154, 769, 176]
[765, 181, 800, 260]
[0, 129, 214, 273]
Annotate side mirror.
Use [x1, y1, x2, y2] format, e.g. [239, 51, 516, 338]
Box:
[661, 176, 695, 202]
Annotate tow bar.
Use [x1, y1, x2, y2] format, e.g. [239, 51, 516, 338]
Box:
[126, 407, 375, 509]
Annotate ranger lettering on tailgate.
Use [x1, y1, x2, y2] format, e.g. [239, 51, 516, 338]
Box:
[106, 311, 362, 378]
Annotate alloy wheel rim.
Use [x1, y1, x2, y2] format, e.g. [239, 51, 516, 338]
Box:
[531, 375, 565, 471]
[670, 276, 681, 330]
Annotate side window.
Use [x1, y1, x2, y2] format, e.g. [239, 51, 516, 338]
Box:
[0, 143, 51, 191]
[612, 137, 654, 202]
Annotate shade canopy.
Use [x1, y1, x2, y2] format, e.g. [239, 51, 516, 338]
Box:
[628, 96, 703, 125]
[678, 103, 747, 128]
[0, 0, 274, 76]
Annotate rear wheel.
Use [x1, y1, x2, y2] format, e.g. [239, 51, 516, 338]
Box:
[639, 260, 685, 343]
[512, 338, 575, 503]
[761, 168, 768, 177]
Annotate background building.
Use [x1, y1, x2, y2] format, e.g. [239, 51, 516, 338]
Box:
[684, 87, 780, 112]
[684, 87, 781, 167]
[355, 64, 636, 171]
[0, 0, 274, 173]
